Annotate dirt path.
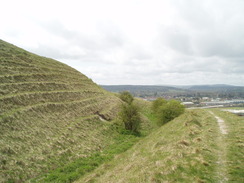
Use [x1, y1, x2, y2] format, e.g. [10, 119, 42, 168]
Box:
[209, 111, 228, 135]
[209, 111, 228, 183]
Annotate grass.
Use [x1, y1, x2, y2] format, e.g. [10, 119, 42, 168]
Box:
[75, 109, 237, 183]
[0, 39, 121, 182]
[27, 98, 156, 183]
[133, 98, 158, 135]
[31, 127, 141, 183]
[209, 108, 244, 182]
[1, 40, 242, 182]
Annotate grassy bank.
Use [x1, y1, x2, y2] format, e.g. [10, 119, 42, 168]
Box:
[0, 40, 121, 182]
[75, 109, 222, 182]
[30, 128, 141, 183]
[73, 108, 243, 183]
[209, 108, 244, 182]
[30, 99, 156, 182]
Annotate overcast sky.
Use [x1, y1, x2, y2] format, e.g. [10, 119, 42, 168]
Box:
[1, 0, 244, 86]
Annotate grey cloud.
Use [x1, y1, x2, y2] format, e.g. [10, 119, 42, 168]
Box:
[41, 20, 124, 49]
[35, 20, 126, 62]
[97, 22, 125, 49]
[123, 47, 154, 65]
[130, 49, 153, 60]
[164, 0, 244, 58]
[172, 58, 244, 75]
[194, 27, 244, 58]
[30, 43, 86, 60]
[172, 0, 215, 30]
[30, 44, 72, 59]
[224, 60, 244, 74]
[40, 21, 77, 40]
[163, 28, 194, 55]
[4, 0, 243, 86]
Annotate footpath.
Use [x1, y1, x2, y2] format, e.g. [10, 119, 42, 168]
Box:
[209, 111, 228, 183]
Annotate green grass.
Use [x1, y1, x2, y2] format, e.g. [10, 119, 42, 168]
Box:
[1, 40, 242, 182]
[133, 99, 158, 135]
[75, 109, 243, 183]
[0, 39, 122, 182]
[209, 108, 244, 182]
[31, 128, 141, 183]
[27, 98, 156, 183]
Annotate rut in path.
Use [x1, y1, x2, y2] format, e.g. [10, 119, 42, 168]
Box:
[209, 111, 228, 183]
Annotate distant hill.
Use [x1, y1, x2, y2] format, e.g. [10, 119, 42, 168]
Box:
[101, 85, 187, 97]
[101, 85, 186, 92]
[101, 84, 244, 98]
[186, 84, 244, 92]
[0, 40, 121, 182]
[102, 84, 244, 92]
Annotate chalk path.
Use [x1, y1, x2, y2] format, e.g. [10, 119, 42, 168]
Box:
[209, 111, 228, 183]
[209, 111, 228, 135]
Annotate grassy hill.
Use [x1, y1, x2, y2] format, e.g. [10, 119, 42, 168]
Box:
[76, 109, 243, 183]
[0, 40, 122, 182]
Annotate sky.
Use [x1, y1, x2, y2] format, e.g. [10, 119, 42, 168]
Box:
[1, 0, 244, 86]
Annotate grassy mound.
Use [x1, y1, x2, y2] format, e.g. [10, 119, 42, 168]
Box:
[76, 109, 243, 182]
[0, 40, 121, 182]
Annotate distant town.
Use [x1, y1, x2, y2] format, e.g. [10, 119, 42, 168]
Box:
[141, 95, 244, 107]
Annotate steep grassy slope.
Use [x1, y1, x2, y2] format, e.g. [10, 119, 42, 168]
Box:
[30, 99, 155, 183]
[0, 40, 121, 182]
[76, 109, 243, 182]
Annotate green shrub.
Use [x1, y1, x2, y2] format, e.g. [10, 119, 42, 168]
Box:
[119, 91, 134, 104]
[118, 91, 141, 133]
[157, 100, 185, 125]
[151, 97, 167, 113]
[120, 103, 141, 133]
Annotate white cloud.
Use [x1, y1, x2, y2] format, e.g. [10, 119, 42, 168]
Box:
[0, 0, 244, 86]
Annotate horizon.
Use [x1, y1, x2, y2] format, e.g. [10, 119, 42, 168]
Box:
[99, 84, 244, 87]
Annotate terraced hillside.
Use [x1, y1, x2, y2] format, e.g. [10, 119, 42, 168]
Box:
[0, 40, 121, 182]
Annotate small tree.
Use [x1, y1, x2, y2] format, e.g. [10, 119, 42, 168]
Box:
[119, 91, 134, 104]
[152, 97, 167, 113]
[120, 103, 141, 133]
[157, 100, 185, 125]
[119, 91, 141, 133]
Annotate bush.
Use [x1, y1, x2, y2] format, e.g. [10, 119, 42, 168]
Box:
[157, 100, 185, 125]
[119, 91, 134, 104]
[152, 98, 185, 126]
[119, 91, 141, 133]
[152, 97, 167, 113]
[120, 103, 141, 133]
